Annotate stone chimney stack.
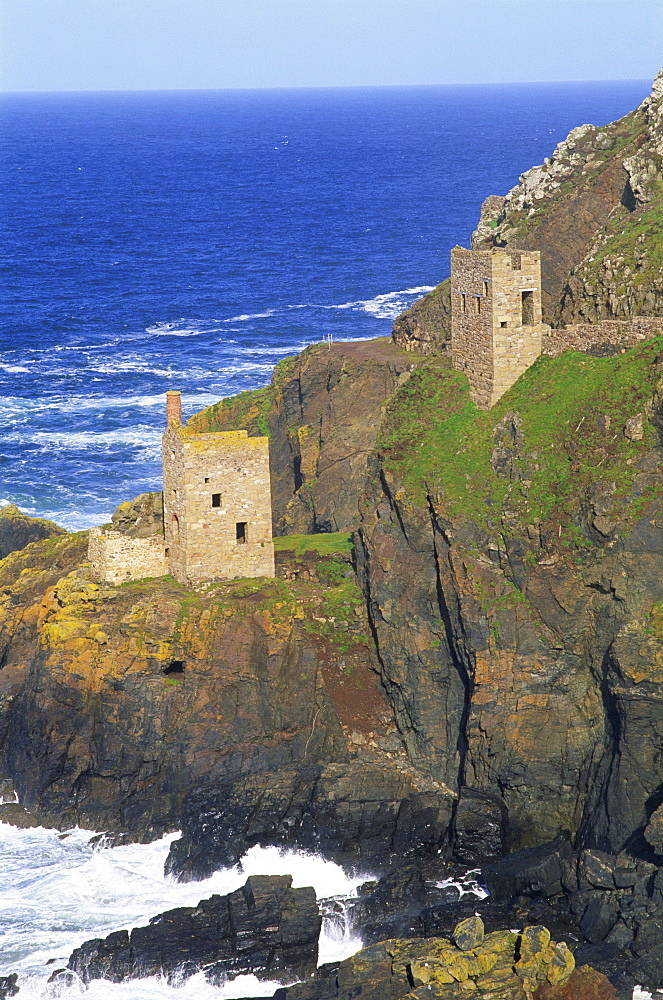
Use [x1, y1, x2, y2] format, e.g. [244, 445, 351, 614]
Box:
[166, 391, 182, 425]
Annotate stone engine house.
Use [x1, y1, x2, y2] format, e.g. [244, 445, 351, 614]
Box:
[162, 391, 274, 583]
[451, 246, 549, 408]
[89, 391, 275, 585]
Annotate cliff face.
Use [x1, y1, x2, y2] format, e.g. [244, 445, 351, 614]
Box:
[360, 338, 663, 854]
[185, 335, 663, 859]
[392, 68, 663, 351]
[2, 334, 660, 863]
[187, 338, 423, 535]
[0, 525, 458, 873]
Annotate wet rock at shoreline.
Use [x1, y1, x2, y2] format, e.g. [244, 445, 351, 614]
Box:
[68, 874, 320, 985]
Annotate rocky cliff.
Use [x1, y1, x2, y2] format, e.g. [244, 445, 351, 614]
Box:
[2, 72, 663, 998]
[393, 68, 663, 352]
[1, 331, 663, 991]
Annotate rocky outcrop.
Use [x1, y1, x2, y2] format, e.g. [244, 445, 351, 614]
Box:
[68, 875, 320, 984]
[391, 280, 451, 355]
[245, 918, 583, 1000]
[391, 67, 663, 351]
[188, 340, 424, 535]
[0, 503, 64, 560]
[0, 521, 456, 871]
[110, 492, 164, 538]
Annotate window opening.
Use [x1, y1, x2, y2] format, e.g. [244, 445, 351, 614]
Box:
[236, 522, 247, 544]
[500, 321, 507, 328]
[461, 293, 466, 313]
[211, 493, 221, 508]
[521, 290, 534, 325]
[475, 296, 481, 315]
[204, 477, 210, 484]
[172, 513, 180, 540]
[483, 281, 489, 296]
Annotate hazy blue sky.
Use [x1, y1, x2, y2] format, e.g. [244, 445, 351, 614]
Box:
[1, 0, 661, 93]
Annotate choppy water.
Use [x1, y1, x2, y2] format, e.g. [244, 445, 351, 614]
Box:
[0, 81, 650, 529]
[0, 824, 368, 998]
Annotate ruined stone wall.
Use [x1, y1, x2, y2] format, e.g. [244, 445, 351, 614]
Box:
[451, 248, 494, 407]
[543, 317, 663, 356]
[489, 250, 546, 406]
[163, 427, 275, 584]
[451, 247, 545, 408]
[87, 528, 169, 586]
[162, 425, 189, 584]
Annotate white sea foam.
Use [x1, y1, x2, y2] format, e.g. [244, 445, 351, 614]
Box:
[3, 428, 162, 453]
[222, 311, 276, 323]
[322, 285, 434, 320]
[436, 868, 488, 899]
[0, 824, 370, 998]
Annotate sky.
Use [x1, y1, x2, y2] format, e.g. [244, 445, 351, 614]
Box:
[1, 0, 661, 93]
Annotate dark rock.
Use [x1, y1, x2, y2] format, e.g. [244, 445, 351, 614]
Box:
[69, 875, 320, 985]
[452, 787, 508, 865]
[0, 974, 18, 999]
[578, 893, 619, 943]
[0, 803, 40, 828]
[167, 766, 454, 879]
[483, 837, 574, 900]
[578, 850, 616, 890]
[613, 866, 638, 889]
[574, 942, 629, 985]
[604, 920, 634, 948]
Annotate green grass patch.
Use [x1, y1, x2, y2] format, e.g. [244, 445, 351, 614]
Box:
[305, 575, 365, 653]
[187, 385, 274, 437]
[378, 337, 663, 536]
[644, 602, 663, 640]
[273, 532, 353, 556]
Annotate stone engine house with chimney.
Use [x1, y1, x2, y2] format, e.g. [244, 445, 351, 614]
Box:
[89, 390, 275, 585]
[451, 246, 549, 408]
[162, 391, 274, 583]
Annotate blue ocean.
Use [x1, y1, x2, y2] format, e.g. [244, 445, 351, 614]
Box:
[0, 80, 651, 530]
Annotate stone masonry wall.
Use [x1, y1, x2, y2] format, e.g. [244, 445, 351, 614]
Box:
[163, 427, 275, 584]
[451, 248, 494, 406]
[451, 247, 546, 408]
[489, 250, 546, 407]
[543, 317, 663, 356]
[88, 528, 169, 586]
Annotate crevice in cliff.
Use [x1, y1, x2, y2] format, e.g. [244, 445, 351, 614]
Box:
[379, 469, 410, 546]
[576, 647, 623, 853]
[621, 178, 638, 213]
[353, 526, 420, 750]
[426, 500, 475, 827]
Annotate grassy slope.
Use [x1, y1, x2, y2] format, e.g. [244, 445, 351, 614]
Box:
[378, 337, 663, 541]
[186, 356, 299, 437]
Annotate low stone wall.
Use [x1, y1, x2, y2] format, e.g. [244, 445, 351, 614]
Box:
[543, 317, 663, 356]
[88, 527, 168, 585]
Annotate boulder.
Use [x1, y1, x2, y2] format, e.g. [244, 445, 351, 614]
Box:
[482, 837, 575, 901]
[69, 875, 320, 984]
